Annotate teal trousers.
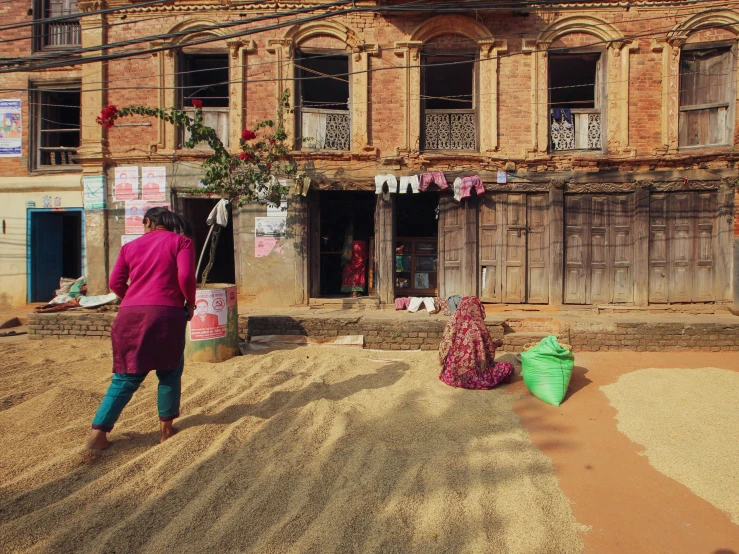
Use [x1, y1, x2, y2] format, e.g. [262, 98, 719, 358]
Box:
[91, 359, 183, 432]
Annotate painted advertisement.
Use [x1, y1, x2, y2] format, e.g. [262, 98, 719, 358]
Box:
[0, 99, 22, 157]
[190, 288, 228, 341]
[114, 166, 139, 202]
[141, 166, 166, 201]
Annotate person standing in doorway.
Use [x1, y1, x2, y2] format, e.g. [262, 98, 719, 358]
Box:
[341, 221, 368, 297]
[86, 207, 196, 450]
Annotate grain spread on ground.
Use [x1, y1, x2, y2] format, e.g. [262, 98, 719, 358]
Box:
[602, 367, 739, 525]
[0, 341, 583, 553]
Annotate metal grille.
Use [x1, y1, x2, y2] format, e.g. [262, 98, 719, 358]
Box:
[424, 111, 476, 150]
[323, 112, 350, 150]
[550, 110, 602, 151]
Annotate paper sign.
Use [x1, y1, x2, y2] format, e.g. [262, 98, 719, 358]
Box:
[141, 166, 166, 201]
[121, 235, 139, 246]
[125, 200, 170, 234]
[266, 198, 287, 216]
[190, 288, 227, 341]
[255, 237, 279, 258]
[84, 175, 106, 210]
[115, 166, 139, 201]
[497, 171, 507, 184]
[255, 216, 286, 238]
[0, 99, 22, 157]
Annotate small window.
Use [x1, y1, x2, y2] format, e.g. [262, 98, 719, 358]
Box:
[297, 52, 350, 151]
[422, 48, 476, 151]
[549, 53, 603, 151]
[679, 46, 735, 148]
[32, 83, 81, 170]
[178, 53, 230, 148]
[33, 0, 80, 51]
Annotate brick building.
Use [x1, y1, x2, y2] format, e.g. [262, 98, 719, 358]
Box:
[2, 0, 739, 310]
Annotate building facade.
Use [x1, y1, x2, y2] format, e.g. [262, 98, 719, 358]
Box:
[2, 0, 739, 310]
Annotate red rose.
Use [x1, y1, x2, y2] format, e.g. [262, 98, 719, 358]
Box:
[239, 152, 253, 161]
[266, 163, 272, 170]
[241, 129, 256, 141]
[192, 99, 203, 109]
[96, 104, 119, 127]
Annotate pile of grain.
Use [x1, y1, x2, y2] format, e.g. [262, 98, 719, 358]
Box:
[0, 341, 582, 553]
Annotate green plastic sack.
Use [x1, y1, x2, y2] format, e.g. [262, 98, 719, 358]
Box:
[520, 336, 574, 406]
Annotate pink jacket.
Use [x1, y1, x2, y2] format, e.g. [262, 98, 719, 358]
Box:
[110, 230, 197, 308]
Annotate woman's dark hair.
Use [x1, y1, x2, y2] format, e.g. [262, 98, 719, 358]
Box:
[143, 207, 192, 237]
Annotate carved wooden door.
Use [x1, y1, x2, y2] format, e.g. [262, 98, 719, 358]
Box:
[649, 191, 717, 303]
[478, 193, 549, 304]
[564, 194, 635, 304]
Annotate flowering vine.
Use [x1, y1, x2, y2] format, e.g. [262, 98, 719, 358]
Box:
[97, 90, 300, 206]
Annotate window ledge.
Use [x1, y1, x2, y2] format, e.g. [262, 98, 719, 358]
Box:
[32, 166, 83, 175]
[677, 144, 733, 153]
[420, 151, 482, 161]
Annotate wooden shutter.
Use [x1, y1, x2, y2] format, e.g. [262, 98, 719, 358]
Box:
[648, 193, 669, 303]
[527, 194, 549, 304]
[439, 197, 463, 297]
[479, 194, 502, 302]
[611, 195, 635, 303]
[502, 194, 526, 303]
[564, 195, 587, 304]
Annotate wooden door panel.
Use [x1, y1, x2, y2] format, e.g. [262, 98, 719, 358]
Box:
[503, 194, 526, 303]
[649, 194, 669, 303]
[439, 197, 462, 297]
[669, 192, 692, 302]
[527, 194, 549, 304]
[479, 195, 502, 302]
[694, 191, 717, 302]
[611, 195, 634, 303]
[564, 195, 587, 304]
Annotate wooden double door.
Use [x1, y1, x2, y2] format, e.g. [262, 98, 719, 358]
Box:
[564, 194, 635, 304]
[477, 193, 549, 304]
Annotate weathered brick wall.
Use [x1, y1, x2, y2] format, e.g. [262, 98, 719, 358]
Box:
[29, 312, 739, 352]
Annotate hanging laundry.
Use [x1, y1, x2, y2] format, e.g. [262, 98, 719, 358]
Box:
[419, 172, 449, 192]
[399, 175, 420, 194]
[375, 174, 398, 194]
[453, 177, 462, 202]
[407, 297, 437, 313]
[395, 297, 411, 310]
[460, 175, 485, 199]
[446, 294, 463, 315]
[295, 176, 311, 196]
[552, 107, 572, 123]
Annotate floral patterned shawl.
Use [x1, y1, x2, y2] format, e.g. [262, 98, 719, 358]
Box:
[438, 296, 498, 378]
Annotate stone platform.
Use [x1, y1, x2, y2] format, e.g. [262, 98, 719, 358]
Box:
[26, 306, 739, 352]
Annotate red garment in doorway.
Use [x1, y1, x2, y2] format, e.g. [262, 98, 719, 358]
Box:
[341, 241, 368, 293]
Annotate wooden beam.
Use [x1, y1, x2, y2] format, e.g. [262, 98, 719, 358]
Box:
[633, 186, 651, 306]
[548, 186, 564, 306]
[375, 194, 395, 305]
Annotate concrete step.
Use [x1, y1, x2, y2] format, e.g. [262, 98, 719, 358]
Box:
[309, 297, 381, 310]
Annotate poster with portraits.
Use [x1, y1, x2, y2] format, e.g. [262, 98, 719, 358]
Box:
[115, 166, 139, 201]
[125, 200, 170, 234]
[189, 288, 228, 341]
[141, 166, 166, 201]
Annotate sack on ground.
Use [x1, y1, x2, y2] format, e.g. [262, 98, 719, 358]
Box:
[520, 336, 574, 406]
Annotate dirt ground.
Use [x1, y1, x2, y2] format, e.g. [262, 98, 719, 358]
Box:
[0, 339, 737, 553]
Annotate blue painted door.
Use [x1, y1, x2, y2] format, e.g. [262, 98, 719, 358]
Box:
[31, 212, 64, 302]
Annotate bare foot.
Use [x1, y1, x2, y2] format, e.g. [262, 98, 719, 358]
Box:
[160, 421, 178, 443]
[86, 430, 111, 450]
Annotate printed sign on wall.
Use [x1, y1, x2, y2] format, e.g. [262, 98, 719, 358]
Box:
[125, 200, 170, 234]
[141, 166, 166, 201]
[114, 166, 139, 201]
[190, 288, 228, 341]
[84, 175, 106, 210]
[0, 99, 22, 157]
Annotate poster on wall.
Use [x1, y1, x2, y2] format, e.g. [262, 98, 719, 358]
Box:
[114, 166, 139, 202]
[125, 200, 170, 234]
[189, 288, 227, 341]
[255, 237, 280, 258]
[83, 175, 106, 210]
[255, 216, 286, 238]
[0, 99, 22, 157]
[141, 166, 166, 201]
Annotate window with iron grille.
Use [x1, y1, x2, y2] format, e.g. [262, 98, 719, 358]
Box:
[679, 44, 736, 148]
[33, 0, 80, 51]
[31, 83, 81, 170]
[296, 52, 351, 151]
[421, 47, 477, 152]
[548, 53, 603, 152]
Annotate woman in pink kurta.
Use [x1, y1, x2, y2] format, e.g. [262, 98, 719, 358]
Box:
[86, 207, 196, 450]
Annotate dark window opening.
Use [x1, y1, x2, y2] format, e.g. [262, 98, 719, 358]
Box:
[395, 193, 439, 296]
[298, 53, 349, 110]
[318, 191, 374, 297]
[297, 53, 351, 151]
[33, 0, 80, 50]
[679, 46, 734, 147]
[422, 50, 477, 151]
[179, 54, 229, 109]
[548, 54, 602, 151]
[178, 197, 236, 285]
[30, 210, 82, 302]
[33, 84, 81, 169]
[549, 54, 599, 109]
[178, 53, 230, 148]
